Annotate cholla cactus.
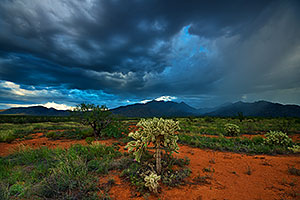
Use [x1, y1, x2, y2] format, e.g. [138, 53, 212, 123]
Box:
[264, 131, 292, 147]
[224, 123, 240, 136]
[144, 171, 161, 193]
[288, 145, 300, 153]
[126, 118, 180, 174]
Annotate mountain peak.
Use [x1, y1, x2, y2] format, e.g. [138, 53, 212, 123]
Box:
[112, 100, 197, 117]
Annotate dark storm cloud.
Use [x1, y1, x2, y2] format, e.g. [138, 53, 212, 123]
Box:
[0, 0, 299, 108]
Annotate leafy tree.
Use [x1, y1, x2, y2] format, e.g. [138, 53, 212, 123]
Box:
[74, 103, 113, 138]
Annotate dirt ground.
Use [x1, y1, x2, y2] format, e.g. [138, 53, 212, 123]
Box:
[102, 145, 300, 200]
[0, 133, 300, 200]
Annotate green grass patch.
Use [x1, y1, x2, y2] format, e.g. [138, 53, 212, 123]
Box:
[178, 134, 298, 154]
[0, 144, 124, 199]
[177, 117, 300, 136]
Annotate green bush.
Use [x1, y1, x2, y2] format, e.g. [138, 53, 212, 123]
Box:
[251, 136, 264, 144]
[224, 123, 240, 136]
[0, 130, 15, 143]
[13, 127, 34, 138]
[85, 137, 94, 145]
[4, 135, 15, 143]
[101, 120, 128, 138]
[264, 131, 292, 147]
[9, 182, 24, 196]
[45, 131, 60, 140]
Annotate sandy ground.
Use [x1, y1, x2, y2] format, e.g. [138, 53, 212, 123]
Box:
[0, 132, 299, 200]
[101, 145, 300, 200]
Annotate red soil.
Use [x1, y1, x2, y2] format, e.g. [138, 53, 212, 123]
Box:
[102, 144, 300, 200]
[0, 132, 299, 200]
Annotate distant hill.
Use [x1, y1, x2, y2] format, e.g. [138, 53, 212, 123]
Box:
[112, 100, 300, 117]
[206, 101, 300, 117]
[111, 100, 200, 117]
[0, 106, 70, 116]
[1, 100, 299, 117]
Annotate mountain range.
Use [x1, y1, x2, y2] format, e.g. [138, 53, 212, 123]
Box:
[0, 106, 70, 116]
[1, 100, 300, 117]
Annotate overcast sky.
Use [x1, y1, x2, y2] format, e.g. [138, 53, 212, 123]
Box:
[0, 0, 300, 110]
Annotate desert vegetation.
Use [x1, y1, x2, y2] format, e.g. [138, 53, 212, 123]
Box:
[0, 111, 300, 199]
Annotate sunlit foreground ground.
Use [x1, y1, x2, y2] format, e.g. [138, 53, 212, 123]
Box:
[0, 119, 299, 200]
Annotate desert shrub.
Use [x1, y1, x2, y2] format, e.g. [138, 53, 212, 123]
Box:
[85, 137, 94, 145]
[9, 182, 25, 196]
[0, 130, 15, 143]
[38, 154, 99, 199]
[4, 135, 15, 143]
[204, 117, 214, 123]
[178, 134, 291, 154]
[68, 144, 122, 162]
[224, 123, 240, 136]
[56, 128, 93, 140]
[13, 127, 34, 138]
[108, 157, 133, 170]
[121, 155, 190, 193]
[161, 168, 191, 187]
[251, 136, 264, 144]
[264, 131, 292, 147]
[87, 159, 102, 172]
[0, 127, 36, 143]
[288, 145, 300, 153]
[101, 120, 128, 138]
[79, 128, 94, 138]
[45, 131, 61, 140]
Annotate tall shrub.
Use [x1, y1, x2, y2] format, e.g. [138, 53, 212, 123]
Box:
[74, 103, 113, 138]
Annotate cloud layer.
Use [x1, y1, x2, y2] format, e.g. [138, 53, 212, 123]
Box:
[0, 0, 299, 108]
